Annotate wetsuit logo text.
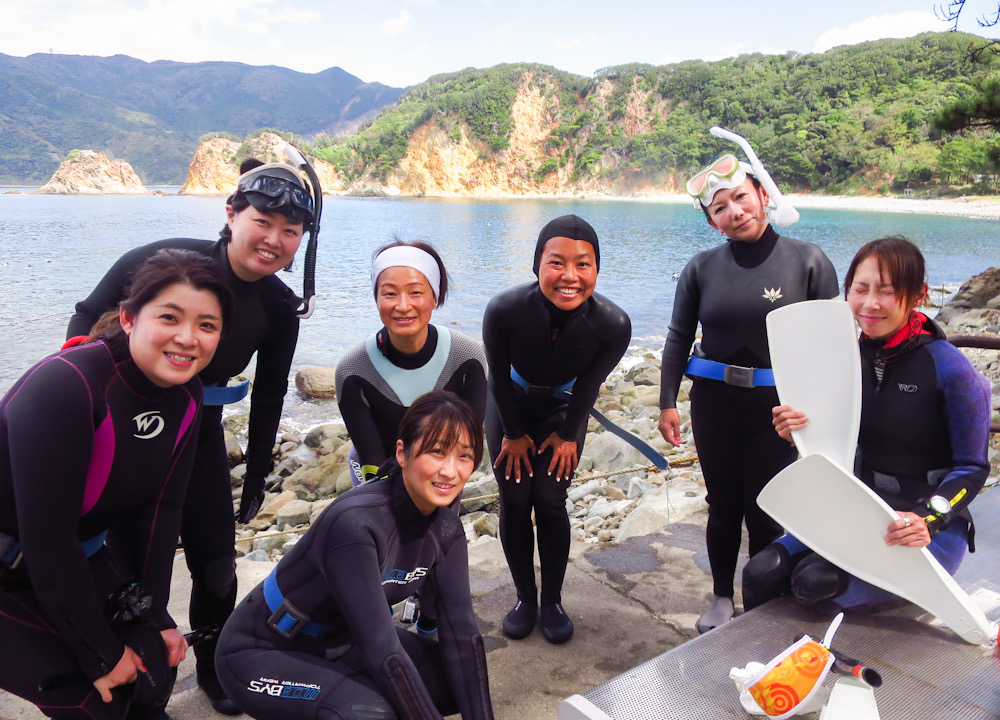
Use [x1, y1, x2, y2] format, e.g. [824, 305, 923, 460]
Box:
[248, 677, 321, 700]
[382, 567, 427, 585]
[133, 411, 165, 439]
[898, 383, 918, 393]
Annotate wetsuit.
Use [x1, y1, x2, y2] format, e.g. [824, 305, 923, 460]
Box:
[483, 283, 631, 606]
[336, 325, 487, 483]
[67, 237, 300, 690]
[659, 226, 838, 599]
[743, 313, 991, 610]
[0, 342, 201, 719]
[214, 467, 494, 720]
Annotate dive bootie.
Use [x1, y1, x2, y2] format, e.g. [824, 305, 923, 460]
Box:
[502, 599, 538, 639]
[540, 603, 574, 644]
[696, 594, 735, 634]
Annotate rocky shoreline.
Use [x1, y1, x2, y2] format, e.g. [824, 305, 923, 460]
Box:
[226, 270, 1000, 560]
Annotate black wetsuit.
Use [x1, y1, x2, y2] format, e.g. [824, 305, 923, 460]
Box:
[0, 342, 202, 719]
[214, 468, 494, 720]
[659, 226, 838, 599]
[336, 325, 487, 480]
[483, 283, 631, 605]
[67, 237, 300, 684]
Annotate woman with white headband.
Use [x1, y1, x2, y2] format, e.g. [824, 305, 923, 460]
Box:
[335, 241, 487, 492]
[658, 146, 838, 633]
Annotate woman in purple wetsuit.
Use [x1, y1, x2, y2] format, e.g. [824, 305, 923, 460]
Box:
[0, 249, 232, 720]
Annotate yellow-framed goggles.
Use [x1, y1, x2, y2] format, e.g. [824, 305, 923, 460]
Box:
[686, 154, 747, 202]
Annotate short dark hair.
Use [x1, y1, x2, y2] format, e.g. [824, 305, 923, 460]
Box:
[96, 249, 234, 354]
[397, 391, 484, 468]
[372, 239, 450, 306]
[844, 235, 927, 311]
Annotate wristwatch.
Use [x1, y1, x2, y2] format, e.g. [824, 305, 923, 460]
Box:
[927, 495, 951, 517]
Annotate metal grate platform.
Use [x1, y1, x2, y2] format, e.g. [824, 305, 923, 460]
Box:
[563, 488, 1000, 720]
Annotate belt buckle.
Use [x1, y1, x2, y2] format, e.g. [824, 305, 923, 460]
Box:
[723, 365, 754, 389]
[526, 384, 553, 400]
[267, 598, 311, 639]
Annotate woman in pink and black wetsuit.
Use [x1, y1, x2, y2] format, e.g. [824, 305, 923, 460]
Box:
[0, 249, 232, 720]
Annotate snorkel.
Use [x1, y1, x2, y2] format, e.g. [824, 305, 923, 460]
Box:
[283, 144, 323, 319]
[709, 126, 800, 227]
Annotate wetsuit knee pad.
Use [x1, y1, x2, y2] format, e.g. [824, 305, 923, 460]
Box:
[200, 556, 237, 598]
[741, 543, 792, 611]
[790, 555, 849, 608]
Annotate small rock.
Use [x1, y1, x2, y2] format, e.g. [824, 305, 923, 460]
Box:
[605, 486, 627, 501]
[225, 431, 244, 466]
[295, 366, 338, 398]
[276, 499, 313, 528]
[597, 529, 613, 542]
[472, 513, 500, 538]
[243, 549, 272, 562]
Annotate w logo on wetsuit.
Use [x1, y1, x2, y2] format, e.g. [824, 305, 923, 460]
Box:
[133, 411, 165, 439]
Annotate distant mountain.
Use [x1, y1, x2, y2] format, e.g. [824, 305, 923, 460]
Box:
[0, 53, 405, 184]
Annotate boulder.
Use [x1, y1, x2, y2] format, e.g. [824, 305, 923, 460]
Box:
[282, 442, 351, 500]
[461, 475, 500, 512]
[225, 431, 244, 466]
[616, 483, 708, 542]
[276, 499, 313, 528]
[472, 513, 500, 538]
[937, 266, 1000, 325]
[247, 490, 299, 531]
[304, 423, 350, 453]
[296, 366, 338, 399]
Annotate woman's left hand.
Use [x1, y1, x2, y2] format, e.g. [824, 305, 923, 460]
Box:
[538, 434, 577, 482]
[160, 628, 188, 667]
[885, 512, 931, 548]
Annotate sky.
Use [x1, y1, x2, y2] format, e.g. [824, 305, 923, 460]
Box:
[4, 0, 1000, 88]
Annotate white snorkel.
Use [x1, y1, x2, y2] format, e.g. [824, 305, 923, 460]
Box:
[710, 126, 800, 227]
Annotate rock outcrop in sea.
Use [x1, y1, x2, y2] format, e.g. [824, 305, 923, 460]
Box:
[179, 132, 342, 195]
[35, 150, 146, 194]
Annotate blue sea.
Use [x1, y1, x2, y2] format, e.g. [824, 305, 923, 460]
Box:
[2, 191, 999, 395]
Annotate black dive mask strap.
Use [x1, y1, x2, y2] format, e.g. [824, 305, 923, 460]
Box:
[284, 145, 323, 319]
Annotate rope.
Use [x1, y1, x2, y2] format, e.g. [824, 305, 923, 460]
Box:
[221, 452, 701, 546]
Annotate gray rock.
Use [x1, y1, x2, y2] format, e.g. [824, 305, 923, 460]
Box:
[223, 412, 249, 435]
[296, 366, 338, 399]
[627, 478, 654, 499]
[577, 455, 595, 473]
[309, 498, 335, 524]
[583, 516, 603, 529]
[303, 423, 349, 451]
[279, 441, 299, 454]
[274, 456, 303, 478]
[583, 432, 645, 474]
[276, 499, 313, 528]
[244, 549, 272, 562]
[461, 475, 500, 512]
[252, 534, 286, 554]
[568, 479, 603, 502]
[281, 537, 301, 554]
[472, 513, 500, 538]
[283, 443, 351, 500]
[230, 464, 247, 487]
[937, 266, 1000, 325]
[587, 498, 616, 519]
[462, 511, 486, 526]
[225, 431, 244, 466]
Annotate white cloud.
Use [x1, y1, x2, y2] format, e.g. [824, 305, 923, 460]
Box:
[380, 10, 411, 36]
[814, 11, 942, 53]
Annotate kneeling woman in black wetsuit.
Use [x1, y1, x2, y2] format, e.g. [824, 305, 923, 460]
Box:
[484, 215, 631, 644]
[215, 391, 495, 720]
[0, 250, 233, 720]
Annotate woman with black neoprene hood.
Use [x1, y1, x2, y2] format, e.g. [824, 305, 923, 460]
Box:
[483, 214, 630, 644]
[66, 157, 320, 715]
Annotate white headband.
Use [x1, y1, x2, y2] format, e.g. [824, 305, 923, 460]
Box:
[371, 246, 441, 300]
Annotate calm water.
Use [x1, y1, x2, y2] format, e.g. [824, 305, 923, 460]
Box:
[2, 192, 999, 393]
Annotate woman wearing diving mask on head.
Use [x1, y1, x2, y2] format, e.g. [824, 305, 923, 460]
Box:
[658, 132, 838, 633]
[66, 153, 322, 715]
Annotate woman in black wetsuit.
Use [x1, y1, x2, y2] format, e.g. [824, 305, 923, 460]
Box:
[0, 250, 233, 720]
[658, 152, 838, 633]
[66, 158, 320, 714]
[335, 241, 487, 486]
[483, 214, 631, 644]
[215, 391, 495, 720]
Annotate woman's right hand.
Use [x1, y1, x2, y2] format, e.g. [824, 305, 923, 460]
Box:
[93, 646, 145, 703]
[494, 435, 536, 483]
[772, 405, 808, 443]
[658, 408, 682, 446]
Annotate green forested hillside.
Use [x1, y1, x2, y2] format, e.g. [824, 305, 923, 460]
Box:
[0, 54, 404, 184]
[314, 32, 998, 194]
